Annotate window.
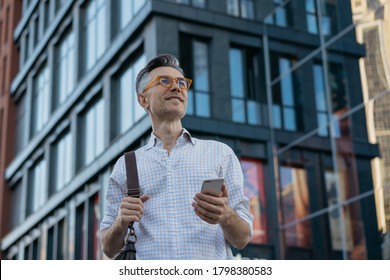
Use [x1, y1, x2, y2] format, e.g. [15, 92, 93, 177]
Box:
[43, 0, 50, 31]
[180, 37, 210, 117]
[325, 167, 367, 259]
[83, 0, 107, 71]
[22, 31, 30, 65]
[112, 54, 146, 137]
[55, 0, 67, 13]
[313, 64, 329, 136]
[88, 194, 100, 259]
[75, 203, 85, 259]
[27, 158, 47, 216]
[15, 94, 28, 155]
[50, 131, 72, 195]
[329, 62, 349, 137]
[280, 166, 311, 248]
[24, 239, 39, 260]
[54, 31, 75, 108]
[229, 47, 263, 125]
[81, 98, 105, 167]
[31, 65, 50, 136]
[241, 158, 268, 244]
[32, 14, 39, 48]
[227, 0, 254, 19]
[120, 0, 146, 28]
[47, 219, 66, 260]
[265, 0, 292, 27]
[271, 54, 300, 131]
[172, 0, 206, 8]
[305, 0, 338, 36]
[10, 181, 23, 229]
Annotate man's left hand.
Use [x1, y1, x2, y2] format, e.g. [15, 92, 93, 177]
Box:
[192, 184, 234, 225]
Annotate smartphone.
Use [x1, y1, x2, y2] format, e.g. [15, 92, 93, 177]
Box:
[201, 178, 224, 196]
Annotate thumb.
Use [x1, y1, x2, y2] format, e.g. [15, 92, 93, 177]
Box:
[221, 184, 228, 198]
[140, 194, 150, 203]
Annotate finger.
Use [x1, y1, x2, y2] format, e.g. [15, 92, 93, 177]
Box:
[140, 194, 150, 203]
[195, 192, 224, 206]
[193, 209, 218, 224]
[221, 184, 228, 198]
[192, 200, 221, 220]
[193, 197, 222, 215]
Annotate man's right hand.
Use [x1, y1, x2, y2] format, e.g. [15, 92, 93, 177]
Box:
[115, 195, 150, 230]
[102, 194, 149, 258]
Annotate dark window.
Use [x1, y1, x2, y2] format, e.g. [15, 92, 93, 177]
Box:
[227, 0, 254, 19]
[180, 36, 210, 117]
[229, 47, 265, 125]
[265, 0, 292, 27]
[270, 53, 301, 131]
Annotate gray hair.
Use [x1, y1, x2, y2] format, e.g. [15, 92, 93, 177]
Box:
[135, 54, 185, 94]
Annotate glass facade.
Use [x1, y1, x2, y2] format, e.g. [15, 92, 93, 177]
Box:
[2, 0, 388, 260]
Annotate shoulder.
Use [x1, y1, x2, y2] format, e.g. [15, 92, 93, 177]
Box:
[111, 155, 126, 181]
[194, 138, 234, 154]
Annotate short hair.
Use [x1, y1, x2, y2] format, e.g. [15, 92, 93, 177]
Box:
[135, 54, 184, 94]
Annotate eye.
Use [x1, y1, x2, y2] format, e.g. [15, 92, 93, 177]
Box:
[177, 78, 188, 89]
[159, 77, 171, 87]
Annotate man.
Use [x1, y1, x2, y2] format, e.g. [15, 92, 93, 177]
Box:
[100, 54, 253, 259]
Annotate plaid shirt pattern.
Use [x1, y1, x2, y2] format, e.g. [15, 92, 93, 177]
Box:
[100, 129, 253, 259]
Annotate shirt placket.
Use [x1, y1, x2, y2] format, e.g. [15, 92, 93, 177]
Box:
[166, 145, 181, 259]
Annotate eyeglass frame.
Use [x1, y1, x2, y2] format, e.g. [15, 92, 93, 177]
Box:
[142, 75, 193, 93]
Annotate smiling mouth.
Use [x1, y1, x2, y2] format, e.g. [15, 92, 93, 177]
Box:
[166, 97, 183, 102]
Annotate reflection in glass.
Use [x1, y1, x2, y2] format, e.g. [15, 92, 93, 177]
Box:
[313, 63, 329, 136]
[280, 166, 311, 248]
[190, 40, 210, 117]
[325, 168, 367, 259]
[241, 158, 268, 244]
[271, 55, 297, 131]
[229, 47, 262, 125]
[265, 0, 291, 27]
[227, 0, 254, 19]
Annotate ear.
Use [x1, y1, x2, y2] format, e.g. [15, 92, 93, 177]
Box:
[137, 93, 149, 110]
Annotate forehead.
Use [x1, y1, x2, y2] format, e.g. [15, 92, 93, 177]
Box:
[148, 66, 184, 78]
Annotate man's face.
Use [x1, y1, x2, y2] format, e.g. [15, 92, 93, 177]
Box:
[138, 66, 189, 121]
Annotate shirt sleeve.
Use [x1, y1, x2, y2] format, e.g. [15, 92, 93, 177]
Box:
[220, 145, 254, 239]
[99, 156, 127, 231]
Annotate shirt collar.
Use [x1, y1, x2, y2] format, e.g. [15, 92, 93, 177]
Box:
[145, 128, 195, 150]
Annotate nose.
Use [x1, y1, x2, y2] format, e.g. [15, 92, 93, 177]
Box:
[170, 79, 181, 92]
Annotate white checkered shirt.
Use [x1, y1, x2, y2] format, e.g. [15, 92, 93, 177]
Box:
[100, 129, 253, 259]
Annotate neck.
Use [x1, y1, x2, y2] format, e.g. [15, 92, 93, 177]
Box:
[152, 121, 183, 153]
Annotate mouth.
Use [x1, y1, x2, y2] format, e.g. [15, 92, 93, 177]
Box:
[165, 96, 184, 102]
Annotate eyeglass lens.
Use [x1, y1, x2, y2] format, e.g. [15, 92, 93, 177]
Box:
[159, 76, 189, 89]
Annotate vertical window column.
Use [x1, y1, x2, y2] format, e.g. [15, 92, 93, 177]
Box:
[32, 65, 50, 136]
[83, 0, 107, 71]
[55, 31, 75, 107]
[27, 158, 47, 216]
[82, 98, 105, 167]
[229, 47, 262, 125]
[271, 56, 298, 131]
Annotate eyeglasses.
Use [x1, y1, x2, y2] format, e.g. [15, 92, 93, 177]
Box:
[142, 76, 192, 93]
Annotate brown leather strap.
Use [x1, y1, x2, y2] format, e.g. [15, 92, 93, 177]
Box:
[124, 151, 140, 198]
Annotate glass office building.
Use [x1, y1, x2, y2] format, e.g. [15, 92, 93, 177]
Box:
[1, 0, 386, 259]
